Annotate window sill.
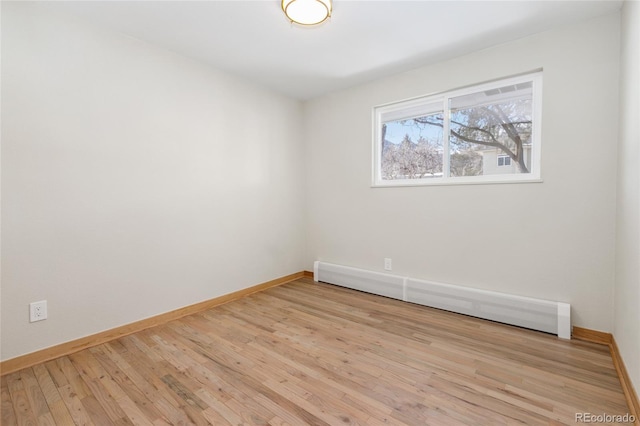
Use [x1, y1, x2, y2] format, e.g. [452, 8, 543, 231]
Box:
[371, 177, 543, 188]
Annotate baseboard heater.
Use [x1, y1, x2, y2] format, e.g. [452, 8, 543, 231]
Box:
[313, 261, 571, 339]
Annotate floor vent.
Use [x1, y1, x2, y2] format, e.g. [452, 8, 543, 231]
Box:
[313, 261, 570, 339]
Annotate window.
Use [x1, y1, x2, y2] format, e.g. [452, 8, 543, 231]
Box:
[373, 72, 542, 186]
[497, 155, 511, 166]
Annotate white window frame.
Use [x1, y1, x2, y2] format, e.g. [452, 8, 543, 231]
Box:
[372, 72, 543, 187]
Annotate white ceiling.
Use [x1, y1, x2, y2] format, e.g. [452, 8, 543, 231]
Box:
[47, 0, 623, 100]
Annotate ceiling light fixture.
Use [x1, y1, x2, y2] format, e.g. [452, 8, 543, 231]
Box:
[282, 0, 332, 26]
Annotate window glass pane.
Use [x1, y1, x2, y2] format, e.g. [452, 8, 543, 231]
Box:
[449, 82, 533, 177]
[381, 112, 444, 180]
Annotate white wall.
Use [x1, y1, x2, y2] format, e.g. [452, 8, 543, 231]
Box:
[304, 13, 620, 331]
[1, 3, 305, 361]
[615, 0, 640, 396]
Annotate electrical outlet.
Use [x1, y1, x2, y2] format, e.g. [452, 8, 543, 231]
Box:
[29, 300, 47, 322]
[384, 258, 392, 271]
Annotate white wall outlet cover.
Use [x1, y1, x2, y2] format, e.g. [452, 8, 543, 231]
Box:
[384, 258, 392, 271]
[29, 300, 48, 322]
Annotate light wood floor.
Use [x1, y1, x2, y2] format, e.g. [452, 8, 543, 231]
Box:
[1, 278, 633, 425]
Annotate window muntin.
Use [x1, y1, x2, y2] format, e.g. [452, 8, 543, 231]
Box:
[373, 73, 542, 186]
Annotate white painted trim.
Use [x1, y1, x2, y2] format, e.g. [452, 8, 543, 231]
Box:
[371, 177, 543, 188]
[402, 277, 408, 302]
[442, 96, 451, 179]
[557, 303, 571, 340]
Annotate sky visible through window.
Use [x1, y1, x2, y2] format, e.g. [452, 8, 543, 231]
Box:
[384, 118, 442, 145]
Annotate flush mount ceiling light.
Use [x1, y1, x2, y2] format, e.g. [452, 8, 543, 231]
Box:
[282, 0, 332, 26]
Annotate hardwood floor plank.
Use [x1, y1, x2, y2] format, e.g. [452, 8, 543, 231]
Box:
[114, 392, 156, 426]
[90, 345, 167, 424]
[37, 412, 56, 425]
[43, 360, 68, 390]
[1, 279, 635, 425]
[32, 364, 75, 425]
[171, 335, 330, 425]
[5, 371, 39, 426]
[19, 368, 49, 418]
[1, 378, 18, 426]
[58, 383, 96, 426]
[115, 340, 211, 426]
[56, 356, 91, 400]
[267, 416, 291, 426]
[79, 393, 117, 425]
